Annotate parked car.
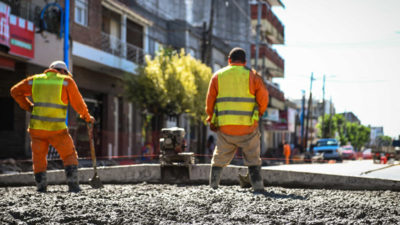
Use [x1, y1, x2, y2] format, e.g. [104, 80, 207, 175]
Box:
[340, 145, 356, 160]
[362, 148, 372, 160]
[313, 138, 342, 162]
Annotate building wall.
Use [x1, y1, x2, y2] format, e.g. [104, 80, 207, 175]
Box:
[69, 0, 103, 48]
[72, 65, 142, 158]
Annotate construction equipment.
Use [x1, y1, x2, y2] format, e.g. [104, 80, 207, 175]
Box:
[159, 127, 194, 165]
[87, 123, 103, 188]
[159, 127, 194, 183]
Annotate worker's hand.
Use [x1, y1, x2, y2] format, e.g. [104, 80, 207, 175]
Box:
[87, 116, 95, 124]
[28, 105, 33, 113]
[210, 123, 218, 132]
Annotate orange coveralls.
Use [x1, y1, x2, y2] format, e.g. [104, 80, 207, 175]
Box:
[283, 144, 291, 164]
[10, 69, 91, 173]
[205, 63, 269, 166]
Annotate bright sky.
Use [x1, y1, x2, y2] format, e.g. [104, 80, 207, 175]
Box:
[272, 0, 400, 138]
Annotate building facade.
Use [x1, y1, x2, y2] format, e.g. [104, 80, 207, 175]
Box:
[1, 0, 286, 162]
[249, 0, 286, 156]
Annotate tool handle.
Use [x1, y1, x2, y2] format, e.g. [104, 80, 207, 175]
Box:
[87, 123, 98, 174]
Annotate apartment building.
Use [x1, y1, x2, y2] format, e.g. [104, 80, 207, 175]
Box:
[0, 0, 272, 160]
[0, 0, 52, 158]
[250, 0, 286, 154]
[0, 0, 150, 160]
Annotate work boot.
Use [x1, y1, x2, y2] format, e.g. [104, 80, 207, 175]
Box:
[248, 166, 264, 192]
[65, 165, 81, 193]
[209, 166, 223, 189]
[34, 172, 47, 192]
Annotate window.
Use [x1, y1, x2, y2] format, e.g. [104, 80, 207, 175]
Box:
[75, 0, 88, 26]
[154, 41, 163, 52]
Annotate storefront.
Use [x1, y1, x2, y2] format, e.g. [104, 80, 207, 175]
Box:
[0, 2, 37, 159]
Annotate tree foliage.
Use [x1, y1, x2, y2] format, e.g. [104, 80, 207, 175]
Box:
[317, 114, 371, 150]
[124, 48, 212, 122]
[376, 135, 392, 146]
[345, 122, 370, 151]
[317, 114, 337, 138]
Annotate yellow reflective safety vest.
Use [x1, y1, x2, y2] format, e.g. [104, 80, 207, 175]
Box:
[30, 72, 68, 131]
[212, 65, 259, 126]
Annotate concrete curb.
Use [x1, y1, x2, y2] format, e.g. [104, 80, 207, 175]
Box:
[1, 164, 400, 191]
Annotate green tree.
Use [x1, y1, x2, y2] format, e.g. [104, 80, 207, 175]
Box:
[376, 135, 392, 146]
[335, 114, 348, 145]
[124, 48, 212, 151]
[317, 114, 337, 138]
[345, 122, 371, 151]
[317, 113, 370, 149]
[125, 48, 211, 118]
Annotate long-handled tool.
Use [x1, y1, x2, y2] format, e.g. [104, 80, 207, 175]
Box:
[360, 163, 400, 175]
[87, 123, 103, 188]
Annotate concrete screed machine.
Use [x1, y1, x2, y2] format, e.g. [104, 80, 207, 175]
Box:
[159, 127, 194, 182]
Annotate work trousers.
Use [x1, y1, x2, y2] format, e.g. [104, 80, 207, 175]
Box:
[211, 129, 261, 167]
[30, 129, 78, 173]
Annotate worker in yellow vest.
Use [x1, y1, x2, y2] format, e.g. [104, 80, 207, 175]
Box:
[205, 48, 269, 191]
[10, 61, 94, 192]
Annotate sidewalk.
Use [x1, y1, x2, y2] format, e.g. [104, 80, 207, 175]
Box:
[1, 161, 400, 191]
[266, 160, 400, 181]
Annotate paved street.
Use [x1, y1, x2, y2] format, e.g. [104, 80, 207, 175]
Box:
[266, 160, 400, 181]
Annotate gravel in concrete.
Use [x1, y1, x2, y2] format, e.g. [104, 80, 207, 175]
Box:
[1, 183, 399, 224]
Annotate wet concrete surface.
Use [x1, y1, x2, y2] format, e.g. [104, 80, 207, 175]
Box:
[1, 183, 399, 224]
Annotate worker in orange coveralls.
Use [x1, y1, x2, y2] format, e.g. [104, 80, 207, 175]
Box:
[283, 142, 291, 164]
[10, 61, 94, 192]
[205, 47, 269, 192]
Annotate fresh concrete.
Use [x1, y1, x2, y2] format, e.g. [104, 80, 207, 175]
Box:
[1, 163, 400, 191]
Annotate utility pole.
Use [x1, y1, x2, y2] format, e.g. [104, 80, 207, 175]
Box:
[199, 0, 215, 162]
[300, 90, 305, 152]
[321, 74, 326, 137]
[64, 0, 70, 125]
[205, 0, 215, 66]
[304, 73, 315, 152]
[201, 22, 207, 63]
[254, 1, 265, 153]
[254, 0, 261, 70]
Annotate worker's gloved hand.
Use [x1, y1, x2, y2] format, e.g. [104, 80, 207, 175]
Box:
[87, 116, 95, 124]
[210, 123, 218, 132]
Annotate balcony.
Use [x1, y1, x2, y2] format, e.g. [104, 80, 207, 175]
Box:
[251, 4, 284, 44]
[265, 80, 284, 101]
[72, 31, 147, 76]
[99, 32, 145, 65]
[262, 0, 285, 8]
[251, 44, 284, 78]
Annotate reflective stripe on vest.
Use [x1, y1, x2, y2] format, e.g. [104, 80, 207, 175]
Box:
[30, 72, 68, 131]
[213, 65, 259, 126]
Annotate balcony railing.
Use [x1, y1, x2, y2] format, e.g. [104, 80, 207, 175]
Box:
[99, 32, 145, 65]
[265, 80, 284, 101]
[251, 44, 284, 70]
[251, 3, 284, 43]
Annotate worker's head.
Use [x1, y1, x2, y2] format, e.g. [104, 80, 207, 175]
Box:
[49, 60, 72, 76]
[228, 47, 246, 64]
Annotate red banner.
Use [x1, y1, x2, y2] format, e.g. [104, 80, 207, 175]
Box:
[9, 15, 35, 59]
[0, 2, 10, 49]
